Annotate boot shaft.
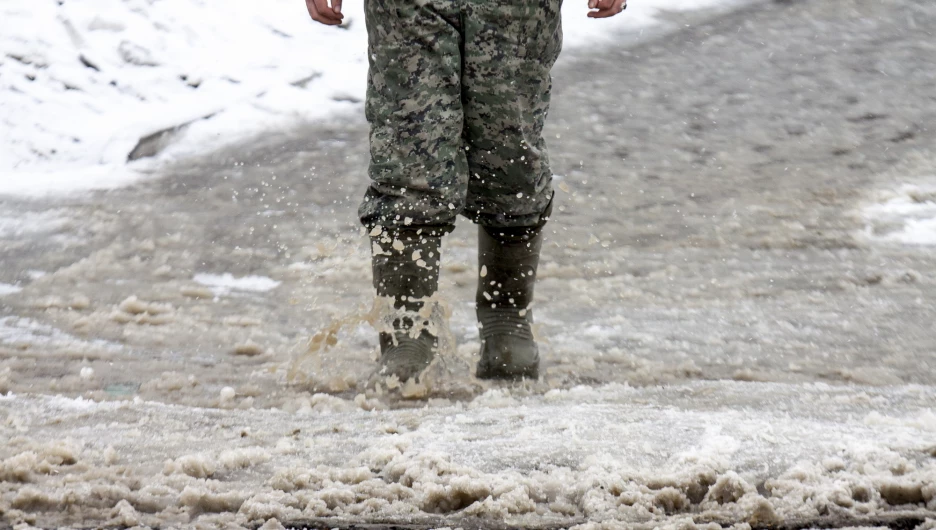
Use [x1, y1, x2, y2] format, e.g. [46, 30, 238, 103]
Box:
[371, 228, 442, 312]
[476, 224, 543, 313]
[369, 227, 443, 383]
[475, 224, 544, 379]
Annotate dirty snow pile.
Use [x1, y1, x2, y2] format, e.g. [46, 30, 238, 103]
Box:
[2, 382, 936, 529]
[0, 0, 741, 197]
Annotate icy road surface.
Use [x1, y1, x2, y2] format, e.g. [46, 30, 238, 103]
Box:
[2, 0, 936, 528]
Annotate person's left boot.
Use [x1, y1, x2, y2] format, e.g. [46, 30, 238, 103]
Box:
[370, 228, 442, 383]
[475, 224, 544, 380]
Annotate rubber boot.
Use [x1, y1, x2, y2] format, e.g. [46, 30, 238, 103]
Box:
[475, 224, 543, 380]
[370, 228, 442, 383]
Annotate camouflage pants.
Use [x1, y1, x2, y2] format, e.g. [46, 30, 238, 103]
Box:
[358, 0, 563, 231]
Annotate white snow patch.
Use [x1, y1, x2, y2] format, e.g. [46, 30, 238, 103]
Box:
[0, 164, 156, 198]
[0, 0, 368, 191]
[45, 394, 104, 411]
[194, 273, 281, 295]
[0, 211, 69, 238]
[0, 283, 22, 296]
[0, 316, 121, 352]
[1, 0, 746, 196]
[0, 317, 73, 345]
[864, 409, 936, 432]
[862, 181, 936, 245]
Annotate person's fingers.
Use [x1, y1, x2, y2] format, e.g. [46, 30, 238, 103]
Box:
[595, 0, 616, 10]
[588, 0, 626, 18]
[307, 0, 342, 24]
[306, 0, 331, 24]
[315, 0, 344, 20]
[332, 0, 343, 15]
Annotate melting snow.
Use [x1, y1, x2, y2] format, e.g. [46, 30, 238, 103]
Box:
[0, 283, 22, 296]
[862, 181, 936, 245]
[194, 273, 282, 295]
[0, 316, 121, 352]
[0, 211, 69, 237]
[1, 382, 934, 528]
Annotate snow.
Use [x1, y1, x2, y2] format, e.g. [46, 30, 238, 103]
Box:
[3, 1, 933, 527]
[0, 211, 69, 238]
[0, 163, 157, 198]
[862, 181, 936, 245]
[0, 283, 22, 296]
[1, 382, 934, 528]
[0, 0, 366, 192]
[1, 0, 746, 197]
[0, 316, 121, 353]
[194, 273, 282, 295]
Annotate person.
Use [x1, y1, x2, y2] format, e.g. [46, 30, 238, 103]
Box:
[306, 0, 628, 382]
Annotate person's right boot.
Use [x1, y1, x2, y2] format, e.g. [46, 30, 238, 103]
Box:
[370, 228, 442, 383]
[475, 224, 543, 380]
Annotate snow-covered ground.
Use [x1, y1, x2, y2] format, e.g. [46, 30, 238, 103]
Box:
[2, 383, 936, 529]
[0, 0, 744, 197]
[2, 0, 936, 528]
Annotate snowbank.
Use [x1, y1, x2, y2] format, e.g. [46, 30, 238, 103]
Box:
[0, 0, 368, 195]
[0, 0, 743, 197]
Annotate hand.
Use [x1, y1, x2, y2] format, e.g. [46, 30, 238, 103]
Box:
[587, 0, 627, 18]
[306, 0, 344, 26]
